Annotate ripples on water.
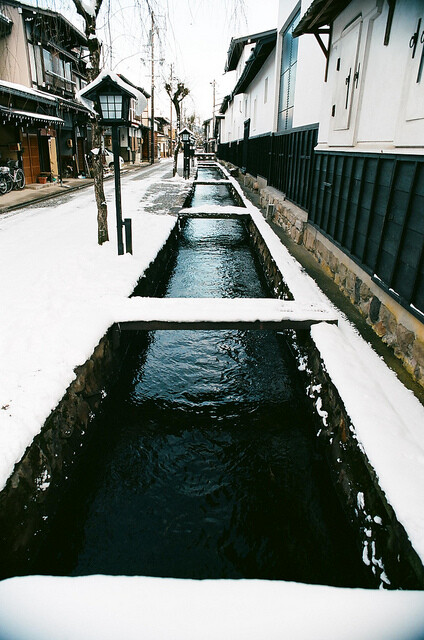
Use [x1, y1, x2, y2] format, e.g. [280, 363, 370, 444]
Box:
[38, 215, 368, 586]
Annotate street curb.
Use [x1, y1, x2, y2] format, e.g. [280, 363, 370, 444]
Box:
[0, 162, 159, 215]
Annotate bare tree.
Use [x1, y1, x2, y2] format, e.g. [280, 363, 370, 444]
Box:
[72, 0, 109, 245]
[165, 80, 189, 177]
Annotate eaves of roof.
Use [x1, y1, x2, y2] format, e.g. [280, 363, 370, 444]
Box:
[0, 10, 13, 36]
[219, 95, 231, 114]
[225, 28, 277, 72]
[293, 0, 352, 37]
[4, 0, 87, 44]
[117, 73, 150, 99]
[0, 82, 57, 106]
[233, 31, 276, 96]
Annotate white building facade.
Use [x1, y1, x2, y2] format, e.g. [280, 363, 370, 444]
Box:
[300, 0, 424, 153]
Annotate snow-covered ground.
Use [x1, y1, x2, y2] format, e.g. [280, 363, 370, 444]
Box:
[1, 158, 424, 637]
[229, 171, 424, 568]
[1, 575, 424, 640]
[0, 160, 185, 490]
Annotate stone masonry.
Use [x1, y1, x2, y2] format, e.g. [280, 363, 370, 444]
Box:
[235, 168, 424, 390]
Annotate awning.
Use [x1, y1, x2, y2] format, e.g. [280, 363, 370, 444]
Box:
[0, 107, 64, 125]
[293, 0, 351, 37]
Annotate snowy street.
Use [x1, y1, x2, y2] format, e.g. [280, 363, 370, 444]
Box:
[1, 159, 424, 638]
[0, 159, 189, 491]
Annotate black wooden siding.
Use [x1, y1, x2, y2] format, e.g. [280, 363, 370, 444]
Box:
[218, 131, 424, 318]
[309, 152, 424, 317]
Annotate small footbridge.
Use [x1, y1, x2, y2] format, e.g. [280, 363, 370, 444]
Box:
[115, 161, 337, 332]
[114, 297, 338, 331]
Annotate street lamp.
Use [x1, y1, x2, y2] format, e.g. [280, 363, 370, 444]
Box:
[179, 127, 193, 179]
[78, 72, 146, 255]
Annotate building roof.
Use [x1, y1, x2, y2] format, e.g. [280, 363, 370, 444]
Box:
[219, 95, 231, 114]
[0, 105, 64, 124]
[2, 0, 87, 45]
[117, 73, 150, 100]
[293, 0, 352, 37]
[225, 28, 277, 72]
[232, 29, 277, 95]
[0, 79, 58, 105]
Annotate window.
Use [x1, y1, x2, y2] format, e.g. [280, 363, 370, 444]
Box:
[34, 46, 44, 85]
[253, 97, 257, 129]
[264, 77, 268, 104]
[28, 43, 37, 86]
[277, 9, 300, 131]
[43, 48, 52, 74]
[99, 95, 123, 120]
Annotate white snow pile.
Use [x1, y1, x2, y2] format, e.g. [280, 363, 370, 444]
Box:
[222, 168, 424, 566]
[0, 160, 182, 492]
[179, 204, 247, 216]
[1, 158, 424, 637]
[113, 296, 337, 325]
[0, 575, 424, 640]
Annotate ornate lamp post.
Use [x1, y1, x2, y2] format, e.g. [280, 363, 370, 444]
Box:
[179, 127, 193, 179]
[79, 73, 146, 255]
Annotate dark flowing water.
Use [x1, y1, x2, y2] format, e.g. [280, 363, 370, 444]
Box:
[36, 184, 369, 586]
[190, 184, 237, 208]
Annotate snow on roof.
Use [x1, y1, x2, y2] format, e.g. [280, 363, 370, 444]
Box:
[79, 0, 97, 18]
[77, 69, 147, 116]
[0, 108, 64, 123]
[0, 79, 57, 104]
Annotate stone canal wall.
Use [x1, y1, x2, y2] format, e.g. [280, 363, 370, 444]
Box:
[246, 210, 424, 589]
[0, 223, 180, 577]
[292, 334, 424, 589]
[226, 165, 424, 391]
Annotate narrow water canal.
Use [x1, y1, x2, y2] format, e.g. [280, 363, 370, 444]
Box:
[36, 170, 370, 586]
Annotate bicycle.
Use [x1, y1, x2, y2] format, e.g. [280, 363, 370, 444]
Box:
[0, 160, 25, 195]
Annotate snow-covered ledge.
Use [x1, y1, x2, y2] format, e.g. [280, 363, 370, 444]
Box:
[0, 575, 424, 639]
[223, 167, 424, 568]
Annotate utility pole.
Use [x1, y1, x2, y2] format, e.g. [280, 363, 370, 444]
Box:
[211, 79, 216, 152]
[150, 10, 155, 164]
[169, 63, 173, 157]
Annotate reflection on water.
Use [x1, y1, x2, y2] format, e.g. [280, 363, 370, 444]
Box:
[190, 183, 236, 208]
[196, 166, 226, 181]
[37, 218, 369, 586]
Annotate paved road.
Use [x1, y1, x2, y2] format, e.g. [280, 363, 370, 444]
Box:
[0, 159, 182, 228]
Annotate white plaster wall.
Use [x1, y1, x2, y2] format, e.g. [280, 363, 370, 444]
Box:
[248, 51, 276, 136]
[292, 31, 326, 128]
[223, 41, 275, 141]
[318, 0, 424, 152]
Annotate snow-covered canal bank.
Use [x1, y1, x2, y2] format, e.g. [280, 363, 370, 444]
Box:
[1, 159, 424, 637]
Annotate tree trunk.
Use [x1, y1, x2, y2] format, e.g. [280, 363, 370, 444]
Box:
[73, 0, 109, 245]
[92, 122, 109, 244]
[173, 102, 182, 177]
[172, 139, 181, 177]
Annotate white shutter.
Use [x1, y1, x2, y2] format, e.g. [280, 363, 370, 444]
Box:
[395, 8, 424, 146]
[332, 20, 362, 131]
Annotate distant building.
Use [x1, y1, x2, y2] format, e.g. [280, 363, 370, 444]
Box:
[220, 29, 277, 143]
[0, 0, 91, 181]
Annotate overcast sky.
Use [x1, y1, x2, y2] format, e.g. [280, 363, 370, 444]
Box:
[54, 0, 279, 123]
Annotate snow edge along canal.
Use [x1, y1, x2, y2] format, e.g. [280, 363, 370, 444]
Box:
[0, 158, 424, 588]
